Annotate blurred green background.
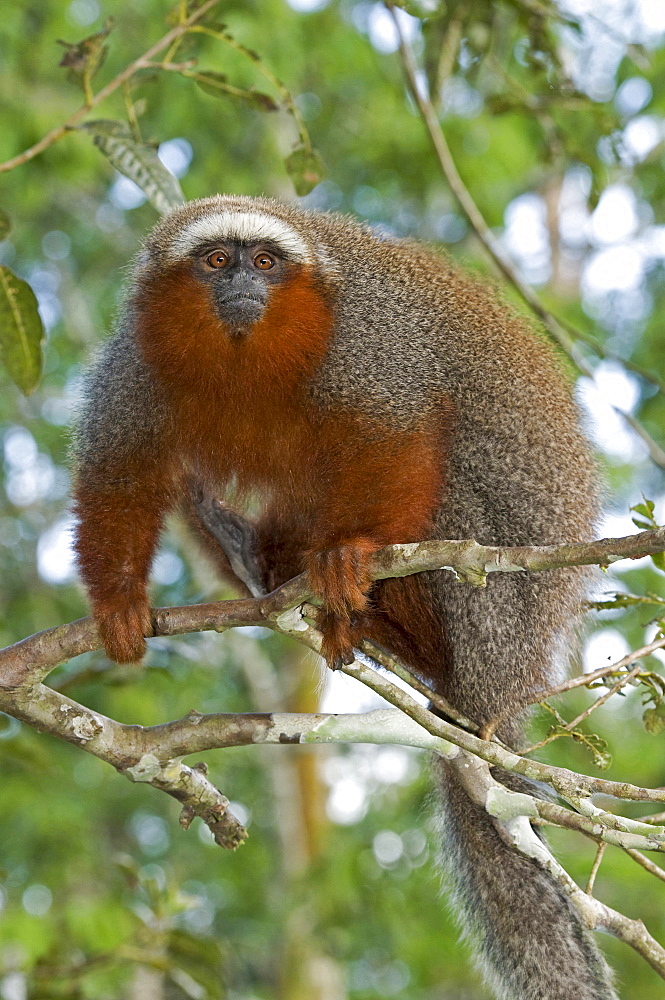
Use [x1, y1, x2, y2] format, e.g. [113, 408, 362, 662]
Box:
[1, 0, 665, 997]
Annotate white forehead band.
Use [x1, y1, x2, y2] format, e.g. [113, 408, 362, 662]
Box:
[166, 211, 313, 262]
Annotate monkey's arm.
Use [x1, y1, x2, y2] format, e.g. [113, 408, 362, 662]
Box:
[73, 469, 174, 662]
[71, 331, 177, 663]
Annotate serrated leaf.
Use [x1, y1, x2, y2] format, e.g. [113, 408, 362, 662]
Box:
[632, 517, 653, 530]
[284, 145, 326, 196]
[547, 721, 612, 769]
[80, 120, 184, 215]
[571, 730, 612, 770]
[0, 210, 11, 240]
[194, 72, 278, 111]
[643, 702, 665, 734]
[0, 267, 44, 394]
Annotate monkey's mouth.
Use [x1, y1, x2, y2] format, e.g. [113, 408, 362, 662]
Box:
[213, 293, 268, 332]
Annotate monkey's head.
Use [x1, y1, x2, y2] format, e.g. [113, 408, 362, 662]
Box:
[134, 195, 342, 341]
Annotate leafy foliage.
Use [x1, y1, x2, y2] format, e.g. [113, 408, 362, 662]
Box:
[80, 119, 185, 214]
[193, 69, 279, 111]
[0, 265, 44, 393]
[57, 19, 114, 100]
[632, 499, 665, 571]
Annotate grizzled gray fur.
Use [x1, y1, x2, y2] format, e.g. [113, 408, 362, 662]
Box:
[74, 195, 617, 1000]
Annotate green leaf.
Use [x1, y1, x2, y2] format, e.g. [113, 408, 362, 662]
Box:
[570, 730, 612, 770]
[0, 210, 12, 240]
[652, 552, 665, 573]
[633, 499, 656, 518]
[630, 497, 661, 531]
[284, 145, 326, 196]
[57, 19, 114, 90]
[0, 266, 44, 394]
[166, 928, 225, 996]
[544, 713, 612, 769]
[643, 702, 665, 734]
[194, 71, 278, 111]
[80, 120, 185, 215]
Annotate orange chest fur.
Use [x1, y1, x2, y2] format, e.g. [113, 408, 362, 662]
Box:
[135, 268, 335, 490]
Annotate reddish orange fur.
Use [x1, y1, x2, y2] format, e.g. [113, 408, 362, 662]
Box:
[73, 451, 178, 661]
[77, 264, 452, 668]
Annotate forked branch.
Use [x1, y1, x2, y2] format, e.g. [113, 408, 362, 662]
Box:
[1, 523, 664, 973]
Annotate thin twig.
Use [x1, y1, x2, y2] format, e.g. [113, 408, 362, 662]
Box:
[332, 652, 665, 806]
[528, 637, 665, 703]
[645, 812, 665, 825]
[358, 637, 478, 732]
[525, 663, 643, 754]
[586, 843, 607, 894]
[556, 662, 642, 728]
[0, 0, 220, 174]
[432, 16, 463, 110]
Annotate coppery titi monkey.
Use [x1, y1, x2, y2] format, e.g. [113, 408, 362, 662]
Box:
[72, 195, 617, 1000]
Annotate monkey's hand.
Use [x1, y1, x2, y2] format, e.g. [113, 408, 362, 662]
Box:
[93, 590, 153, 664]
[305, 539, 379, 669]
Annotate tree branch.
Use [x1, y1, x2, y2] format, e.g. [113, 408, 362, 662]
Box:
[530, 637, 665, 703]
[0, 0, 221, 174]
[2, 532, 665, 979]
[449, 749, 665, 977]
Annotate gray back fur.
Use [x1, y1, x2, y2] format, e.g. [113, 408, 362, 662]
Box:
[76, 196, 615, 999]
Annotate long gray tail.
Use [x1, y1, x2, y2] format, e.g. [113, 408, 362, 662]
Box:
[437, 761, 619, 1000]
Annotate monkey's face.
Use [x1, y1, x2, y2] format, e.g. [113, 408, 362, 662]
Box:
[193, 240, 289, 336]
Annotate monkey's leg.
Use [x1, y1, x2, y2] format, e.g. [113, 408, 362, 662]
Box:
[304, 538, 380, 668]
[253, 505, 312, 595]
[304, 429, 444, 669]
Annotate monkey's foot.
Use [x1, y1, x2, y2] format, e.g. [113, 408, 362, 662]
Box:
[95, 596, 153, 664]
[306, 539, 378, 614]
[305, 539, 379, 668]
[316, 609, 361, 670]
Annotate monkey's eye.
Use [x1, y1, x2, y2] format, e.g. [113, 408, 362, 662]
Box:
[206, 250, 230, 269]
[254, 253, 275, 271]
